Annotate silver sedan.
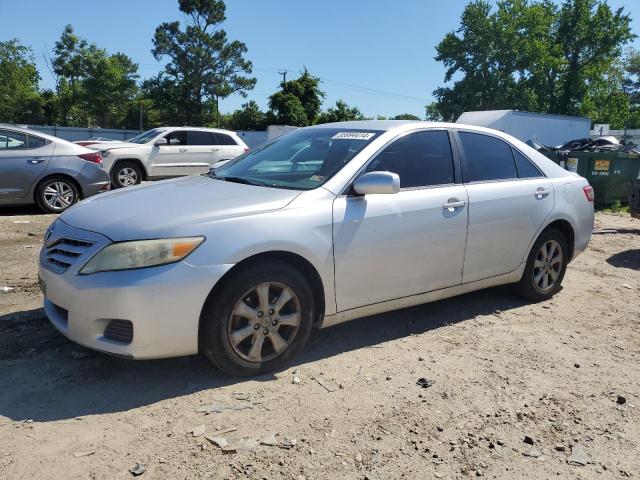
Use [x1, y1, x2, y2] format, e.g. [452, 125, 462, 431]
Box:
[38, 121, 594, 376]
[0, 125, 110, 212]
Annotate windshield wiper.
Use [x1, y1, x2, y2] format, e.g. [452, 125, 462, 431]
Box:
[213, 175, 262, 186]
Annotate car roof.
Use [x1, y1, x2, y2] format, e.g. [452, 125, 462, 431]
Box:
[166, 126, 238, 135]
[0, 124, 74, 144]
[309, 120, 494, 133]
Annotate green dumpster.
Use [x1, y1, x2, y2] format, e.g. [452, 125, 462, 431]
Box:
[540, 150, 640, 206]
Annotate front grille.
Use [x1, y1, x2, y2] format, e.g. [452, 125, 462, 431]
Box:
[104, 320, 134, 344]
[45, 238, 95, 273]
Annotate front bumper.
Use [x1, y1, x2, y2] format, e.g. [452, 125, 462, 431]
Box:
[39, 221, 232, 359]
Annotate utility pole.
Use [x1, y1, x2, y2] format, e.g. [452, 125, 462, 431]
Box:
[279, 70, 288, 90]
[139, 102, 143, 133]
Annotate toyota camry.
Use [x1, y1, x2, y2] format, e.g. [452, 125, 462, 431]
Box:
[38, 121, 594, 376]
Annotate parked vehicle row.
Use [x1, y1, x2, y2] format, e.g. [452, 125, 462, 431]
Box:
[38, 121, 595, 376]
[0, 126, 248, 213]
[0, 125, 110, 213]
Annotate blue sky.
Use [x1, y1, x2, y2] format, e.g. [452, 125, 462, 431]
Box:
[1, 0, 639, 118]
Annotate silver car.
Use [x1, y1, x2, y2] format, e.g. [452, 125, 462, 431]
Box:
[38, 121, 594, 376]
[0, 126, 110, 213]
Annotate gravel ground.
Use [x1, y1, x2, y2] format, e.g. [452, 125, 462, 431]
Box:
[0, 206, 638, 480]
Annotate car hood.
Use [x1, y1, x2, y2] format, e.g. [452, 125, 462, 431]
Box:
[89, 141, 141, 151]
[60, 176, 302, 241]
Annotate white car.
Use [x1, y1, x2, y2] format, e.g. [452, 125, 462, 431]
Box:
[39, 121, 594, 376]
[90, 127, 249, 188]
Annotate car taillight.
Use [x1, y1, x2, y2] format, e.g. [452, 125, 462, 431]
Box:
[78, 152, 102, 164]
[583, 185, 594, 202]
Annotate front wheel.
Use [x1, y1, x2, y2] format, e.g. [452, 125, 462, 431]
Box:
[200, 260, 315, 376]
[516, 228, 569, 301]
[111, 161, 142, 188]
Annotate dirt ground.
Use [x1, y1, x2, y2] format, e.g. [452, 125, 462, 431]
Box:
[0, 206, 638, 480]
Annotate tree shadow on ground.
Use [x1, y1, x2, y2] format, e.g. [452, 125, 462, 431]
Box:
[606, 249, 640, 271]
[0, 205, 50, 217]
[0, 286, 528, 422]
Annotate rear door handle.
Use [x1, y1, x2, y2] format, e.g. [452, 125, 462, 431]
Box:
[211, 147, 220, 152]
[442, 199, 467, 211]
[27, 158, 45, 164]
[535, 188, 551, 199]
[179, 148, 188, 153]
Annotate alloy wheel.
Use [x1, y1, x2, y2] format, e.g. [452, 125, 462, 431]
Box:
[227, 281, 301, 363]
[117, 167, 138, 186]
[532, 239, 563, 292]
[43, 181, 76, 211]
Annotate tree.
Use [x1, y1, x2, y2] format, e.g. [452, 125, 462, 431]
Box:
[316, 100, 364, 124]
[268, 68, 324, 126]
[0, 40, 42, 124]
[391, 113, 421, 120]
[50, 25, 139, 127]
[430, 0, 635, 122]
[624, 49, 640, 128]
[579, 61, 630, 129]
[152, 0, 256, 125]
[51, 25, 89, 125]
[225, 100, 267, 130]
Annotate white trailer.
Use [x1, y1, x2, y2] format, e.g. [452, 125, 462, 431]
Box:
[456, 110, 591, 146]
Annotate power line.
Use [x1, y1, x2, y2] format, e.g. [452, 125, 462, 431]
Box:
[253, 66, 429, 105]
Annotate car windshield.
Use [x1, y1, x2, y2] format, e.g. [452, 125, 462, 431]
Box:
[127, 128, 165, 144]
[213, 128, 382, 190]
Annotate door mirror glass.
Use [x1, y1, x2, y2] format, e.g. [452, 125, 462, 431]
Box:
[154, 137, 168, 146]
[353, 171, 400, 195]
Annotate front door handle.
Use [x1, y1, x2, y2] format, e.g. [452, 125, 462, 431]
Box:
[27, 158, 45, 164]
[535, 188, 551, 199]
[211, 147, 220, 152]
[442, 199, 467, 211]
[179, 148, 188, 153]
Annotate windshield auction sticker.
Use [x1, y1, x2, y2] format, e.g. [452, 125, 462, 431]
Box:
[331, 132, 376, 140]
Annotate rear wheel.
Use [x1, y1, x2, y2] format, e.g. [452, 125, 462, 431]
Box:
[35, 176, 79, 213]
[111, 161, 142, 188]
[516, 228, 568, 301]
[200, 260, 314, 376]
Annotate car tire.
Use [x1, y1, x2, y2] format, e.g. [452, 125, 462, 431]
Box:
[35, 176, 80, 213]
[516, 228, 569, 302]
[111, 161, 142, 188]
[200, 259, 315, 377]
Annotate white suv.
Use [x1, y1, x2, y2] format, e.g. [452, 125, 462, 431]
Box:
[90, 127, 249, 188]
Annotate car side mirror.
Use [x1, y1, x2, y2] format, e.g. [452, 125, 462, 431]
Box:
[353, 171, 400, 195]
[154, 138, 168, 146]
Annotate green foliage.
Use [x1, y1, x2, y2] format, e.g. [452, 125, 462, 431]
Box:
[268, 68, 324, 126]
[430, 0, 635, 123]
[152, 0, 256, 125]
[0, 39, 42, 124]
[51, 25, 139, 127]
[316, 100, 364, 124]
[225, 100, 268, 130]
[391, 113, 421, 120]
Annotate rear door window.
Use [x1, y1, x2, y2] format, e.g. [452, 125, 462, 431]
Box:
[512, 149, 543, 178]
[188, 130, 216, 146]
[213, 133, 238, 146]
[458, 132, 518, 182]
[365, 130, 455, 188]
[27, 135, 47, 149]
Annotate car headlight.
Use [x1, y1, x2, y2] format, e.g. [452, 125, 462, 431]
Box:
[80, 237, 204, 274]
